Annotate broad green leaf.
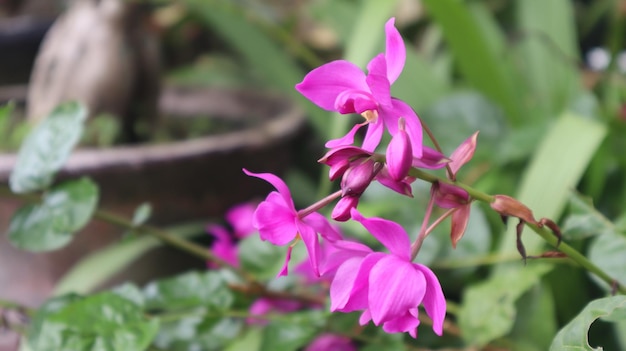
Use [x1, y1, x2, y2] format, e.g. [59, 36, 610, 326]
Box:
[561, 193, 617, 240]
[588, 231, 626, 290]
[238, 235, 286, 280]
[143, 271, 233, 311]
[550, 296, 626, 351]
[259, 311, 326, 351]
[28, 292, 158, 351]
[515, 0, 580, 120]
[8, 178, 98, 252]
[10, 101, 87, 193]
[225, 327, 262, 351]
[154, 316, 243, 351]
[459, 263, 554, 346]
[422, 0, 523, 124]
[54, 222, 206, 296]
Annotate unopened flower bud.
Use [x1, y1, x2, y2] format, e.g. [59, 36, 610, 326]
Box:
[386, 118, 413, 181]
[341, 159, 380, 197]
[332, 196, 359, 221]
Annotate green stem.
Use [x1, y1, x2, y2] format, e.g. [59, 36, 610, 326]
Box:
[404, 165, 626, 295]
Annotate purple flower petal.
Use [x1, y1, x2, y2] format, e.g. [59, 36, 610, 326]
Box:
[362, 119, 385, 152]
[243, 169, 295, 211]
[381, 309, 420, 338]
[384, 18, 405, 84]
[387, 99, 423, 158]
[226, 202, 257, 238]
[329, 256, 365, 311]
[350, 208, 411, 259]
[304, 212, 343, 241]
[414, 263, 446, 336]
[368, 256, 426, 325]
[450, 204, 471, 248]
[321, 240, 372, 277]
[277, 245, 294, 277]
[341, 253, 385, 312]
[365, 54, 392, 107]
[386, 118, 413, 181]
[326, 123, 366, 149]
[297, 220, 322, 276]
[296, 60, 369, 111]
[254, 193, 298, 245]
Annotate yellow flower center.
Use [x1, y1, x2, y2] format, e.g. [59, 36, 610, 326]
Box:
[361, 110, 379, 123]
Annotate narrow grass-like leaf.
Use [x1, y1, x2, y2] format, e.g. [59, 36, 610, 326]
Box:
[185, 0, 330, 139]
[54, 222, 205, 295]
[10, 102, 87, 193]
[515, 0, 580, 120]
[460, 113, 607, 346]
[422, 0, 523, 124]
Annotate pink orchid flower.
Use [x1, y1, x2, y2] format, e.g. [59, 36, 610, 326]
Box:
[326, 208, 446, 338]
[243, 169, 341, 276]
[296, 18, 423, 156]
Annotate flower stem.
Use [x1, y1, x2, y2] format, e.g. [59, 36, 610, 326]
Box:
[404, 166, 626, 295]
[297, 190, 342, 219]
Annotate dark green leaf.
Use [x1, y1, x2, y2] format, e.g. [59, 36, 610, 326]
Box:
[10, 101, 87, 193]
[550, 296, 626, 351]
[27, 292, 158, 351]
[154, 316, 243, 351]
[515, 0, 580, 120]
[458, 263, 553, 346]
[422, 0, 523, 124]
[8, 178, 99, 252]
[143, 271, 233, 311]
[562, 192, 616, 240]
[238, 235, 285, 279]
[259, 311, 326, 351]
[588, 231, 626, 290]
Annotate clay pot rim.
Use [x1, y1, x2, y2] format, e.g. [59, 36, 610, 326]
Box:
[0, 85, 306, 178]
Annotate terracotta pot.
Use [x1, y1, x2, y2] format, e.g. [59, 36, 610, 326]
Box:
[0, 86, 307, 307]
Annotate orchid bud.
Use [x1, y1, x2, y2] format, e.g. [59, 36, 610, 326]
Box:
[319, 146, 372, 181]
[332, 196, 359, 222]
[386, 118, 413, 181]
[341, 159, 380, 197]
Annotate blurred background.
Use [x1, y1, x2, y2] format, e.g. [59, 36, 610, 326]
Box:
[1, 0, 626, 350]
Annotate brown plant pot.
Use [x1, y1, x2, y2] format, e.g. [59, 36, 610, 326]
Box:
[0, 85, 307, 307]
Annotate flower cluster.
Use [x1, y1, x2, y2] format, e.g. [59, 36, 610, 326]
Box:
[243, 18, 479, 338]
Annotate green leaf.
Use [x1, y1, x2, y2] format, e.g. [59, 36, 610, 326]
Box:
[8, 178, 99, 252]
[28, 292, 158, 351]
[561, 193, 616, 240]
[588, 231, 626, 290]
[10, 101, 87, 193]
[550, 296, 626, 351]
[497, 113, 607, 255]
[515, 0, 580, 120]
[460, 113, 607, 346]
[459, 263, 554, 346]
[154, 316, 243, 351]
[238, 235, 285, 280]
[54, 222, 206, 296]
[259, 311, 326, 351]
[143, 271, 234, 311]
[422, 0, 524, 124]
